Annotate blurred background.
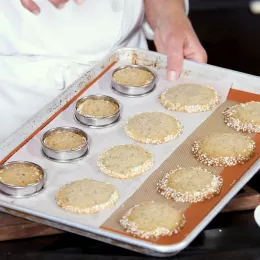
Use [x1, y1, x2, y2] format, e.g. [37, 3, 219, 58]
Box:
[150, 0, 260, 76]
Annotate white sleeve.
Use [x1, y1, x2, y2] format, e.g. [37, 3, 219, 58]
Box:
[142, 0, 189, 41]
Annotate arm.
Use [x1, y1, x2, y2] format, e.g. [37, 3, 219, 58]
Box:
[144, 0, 207, 81]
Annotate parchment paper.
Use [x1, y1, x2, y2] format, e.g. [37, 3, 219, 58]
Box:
[2, 61, 232, 228]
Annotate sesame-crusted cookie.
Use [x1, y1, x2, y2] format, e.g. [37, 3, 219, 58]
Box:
[124, 112, 183, 144]
[97, 144, 154, 179]
[159, 84, 220, 113]
[223, 101, 260, 133]
[119, 201, 185, 239]
[192, 133, 255, 166]
[56, 179, 119, 214]
[157, 167, 223, 203]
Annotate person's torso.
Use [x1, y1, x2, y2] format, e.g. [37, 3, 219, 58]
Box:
[0, 0, 144, 61]
[0, 0, 147, 143]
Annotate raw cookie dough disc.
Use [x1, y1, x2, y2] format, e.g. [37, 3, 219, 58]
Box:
[0, 163, 43, 187]
[44, 130, 86, 151]
[97, 144, 154, 179]
[112, 67, 154, 87]
[157, 167, 223, 203]
[223, 101, 260, 133]
[56, 179, 119, 214]
[159, 84, 220, 113]
[77, 99, 119, 118]
[119, 201, 185, 239]
[192, 133, 255, 166]
[124, 112, 183, 144]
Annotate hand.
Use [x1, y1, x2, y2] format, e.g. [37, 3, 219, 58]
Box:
[154, 12, 207, 81]
[144, 0, 207, 81]
[20, 0, 85, 14]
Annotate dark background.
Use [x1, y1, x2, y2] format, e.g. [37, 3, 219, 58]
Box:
[149, 0, 260, 76]
[190, 0, 260, 76]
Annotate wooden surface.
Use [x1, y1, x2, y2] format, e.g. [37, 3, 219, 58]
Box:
[222, 186, 260, 212]
[0, 186, 258, 242]
[0, 213, 62, 241]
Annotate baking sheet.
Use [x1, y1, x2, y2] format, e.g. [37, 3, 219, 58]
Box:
[1, 61, 232, 228]
[0, 48, 259, 256]
[103, 97, 260, 245]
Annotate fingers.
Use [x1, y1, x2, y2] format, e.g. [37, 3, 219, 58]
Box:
[154, 29, 185, 81]
[166, 38, 184, 81]
[48, 0, 69, 9]
[48, 0, 85, 8]
[21, 0, 84, 14]
[21, 0, 40, 14]
[74, 0, 85, 4]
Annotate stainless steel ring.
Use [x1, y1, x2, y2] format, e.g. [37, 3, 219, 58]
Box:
[111, 65, 157, 97]
[0, 161, 46, 198]
[41, 126, 89, 162]
[75, 94, 121, 127]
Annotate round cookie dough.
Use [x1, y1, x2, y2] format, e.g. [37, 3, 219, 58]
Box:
[44, 130, 86, 151]
[223, 101, 260, 133]
[112, 67, 154, 87]
[97, 144, 154, 179]
[159, 84, 220, 113]
[56, 179, 119, 214]
[124, 112, 183, 144]
[157, 167, 223, 203]
[119, 201, 185, 239]
[192, 133, 255, 166]
[77, 99, 119, 118]
[0, 163, 43, 187]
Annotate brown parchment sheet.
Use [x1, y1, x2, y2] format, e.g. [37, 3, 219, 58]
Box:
[101, 89, 260, 245]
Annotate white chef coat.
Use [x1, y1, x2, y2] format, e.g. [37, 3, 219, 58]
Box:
[0, 0, 189, 143]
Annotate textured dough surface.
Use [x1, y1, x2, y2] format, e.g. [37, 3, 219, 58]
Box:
[113, 67, 154, 86]
[223, 101, 260, 133]
[0, 163, 43, 187]
[157, 167, 223, 203]
[44, 130, 86, 151]
[119, 201, 185, 239]
[97, 144, 153, 179]
[56, 179, 119, 214]
[159, 84, 220, 113]
[77, 99, 119, 118]
[124, 112, 183, 144]
[192, 133, 255, 166]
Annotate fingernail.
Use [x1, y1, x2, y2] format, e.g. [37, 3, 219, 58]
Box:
[58, 3, 66, 9]
[167, 71, 177, 81]
[33, 10, 40, 15]
[75, 0, 85, 5]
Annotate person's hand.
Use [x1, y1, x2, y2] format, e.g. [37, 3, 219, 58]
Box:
[144, 0, 207, 81]
[154, 11, 207, 81]
[20, 0, 85, 14]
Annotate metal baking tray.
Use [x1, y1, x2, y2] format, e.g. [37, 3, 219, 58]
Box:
[0, 48, 259, 257]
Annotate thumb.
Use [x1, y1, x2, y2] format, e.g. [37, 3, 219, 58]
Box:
[166, 40, 184, 81]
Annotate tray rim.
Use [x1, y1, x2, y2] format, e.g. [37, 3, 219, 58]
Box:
[1, 47, 260, 159]
[0, 47, 259, 256]
[0, 161, 259, 256]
